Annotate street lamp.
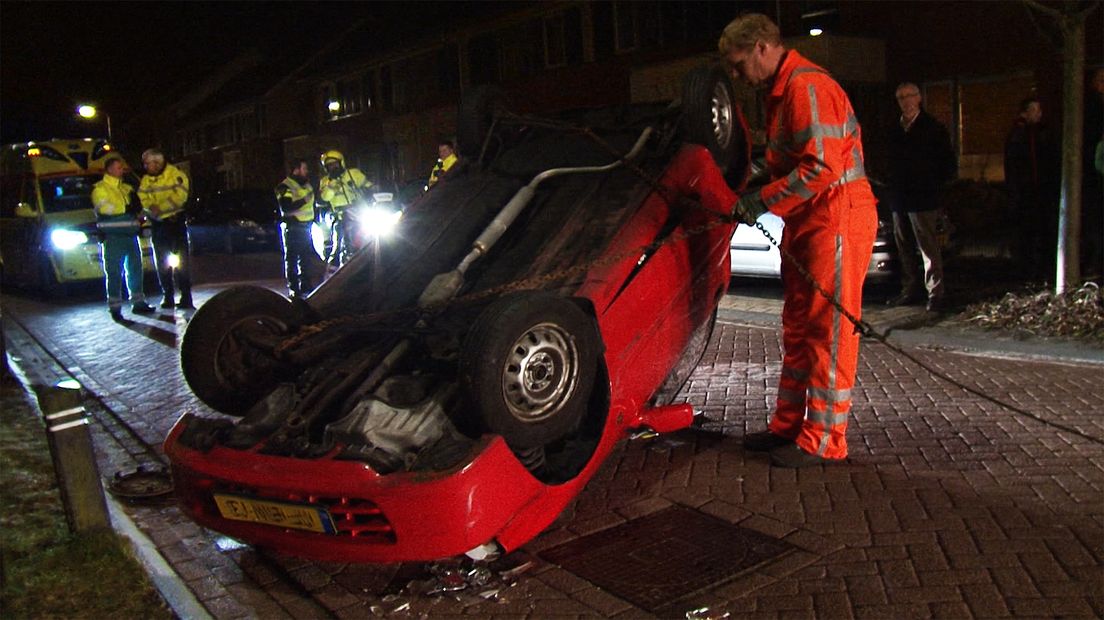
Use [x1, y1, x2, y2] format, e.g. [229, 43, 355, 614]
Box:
[327, 100, 341, 116]
[76, 104, 112, 141]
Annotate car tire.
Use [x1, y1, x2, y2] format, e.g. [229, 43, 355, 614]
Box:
[459, 292, 599, 449]
[681, 64, 742, 172]
[180, 285, 299, 415]
[38, 258, 66, 299]
[457, 85, 506, 161]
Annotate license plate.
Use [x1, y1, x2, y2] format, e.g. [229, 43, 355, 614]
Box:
[214, 493, 335, 534]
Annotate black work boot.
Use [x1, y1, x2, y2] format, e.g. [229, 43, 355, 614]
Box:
[178, 292, 195, 310]
[742, 430, 794, 452]
[131, 301, 155, 314]
[160, 296, 175, 309]
[769, 443, 841, 468]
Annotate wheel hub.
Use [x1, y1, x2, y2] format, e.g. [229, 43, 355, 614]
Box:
[502, 323, 578, 422]
[711, 83, 733, 149]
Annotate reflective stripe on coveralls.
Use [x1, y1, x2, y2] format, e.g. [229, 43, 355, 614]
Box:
[743, 50, 877, 460]
[319, 168, 371, 211]
[276, 177, 315, 222]
[92, 176, 144, 307]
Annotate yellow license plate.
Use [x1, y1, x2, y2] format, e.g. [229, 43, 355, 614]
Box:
[214, 494, 335, 534]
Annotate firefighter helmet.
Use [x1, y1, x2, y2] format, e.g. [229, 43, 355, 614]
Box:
[321, 150, 345, 167]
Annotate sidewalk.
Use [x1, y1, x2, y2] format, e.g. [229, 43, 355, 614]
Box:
[718, 292, 1104, 366]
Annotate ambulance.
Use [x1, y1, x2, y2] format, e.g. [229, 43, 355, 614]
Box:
[0, 139, 154, 294]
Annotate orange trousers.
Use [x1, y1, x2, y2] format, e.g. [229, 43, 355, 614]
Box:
[767, 188, 877, 459]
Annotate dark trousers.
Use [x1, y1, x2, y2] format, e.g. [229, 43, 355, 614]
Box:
[282, 221, 322, 296]
[151, 217, 192, 301]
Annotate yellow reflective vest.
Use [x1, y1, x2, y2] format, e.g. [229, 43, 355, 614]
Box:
[428, 153, 457, 187]
[319, 167, 371, 211]
[138, 163, 190, 221]
[92, 175, 139, 233]
[275, 176, 315, 223]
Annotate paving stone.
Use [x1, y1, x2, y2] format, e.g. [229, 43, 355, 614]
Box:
[7, 291, 1103, 620]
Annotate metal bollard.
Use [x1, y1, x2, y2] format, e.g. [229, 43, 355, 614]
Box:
[34, 385, 111, 533]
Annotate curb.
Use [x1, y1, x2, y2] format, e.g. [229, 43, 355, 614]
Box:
[2, 318, 212, 620]
[106, 494, 214, 620]
[718, 307, 1104, 366]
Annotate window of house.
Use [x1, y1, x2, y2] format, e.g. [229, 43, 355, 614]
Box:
[337, 77, 363, 116]
[468, 33, 500, 85]
[613, 1, 662, 53]
[497, 20, 542, 82]
[543, 8, 582, 68]
[362, 70, 377, 113]
[437, 44, 460, 97]
[380, 66, 393, 113]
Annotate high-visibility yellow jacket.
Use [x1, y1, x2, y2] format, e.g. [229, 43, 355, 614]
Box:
[275, 176, 315, 223]
[428, 152, 458, 187]
[319, 167, 371, 211]
[92, 175, 140, 234]
[138, 163, 190, 221]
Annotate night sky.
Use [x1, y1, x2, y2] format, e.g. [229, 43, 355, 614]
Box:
[0, 1, 510, 143]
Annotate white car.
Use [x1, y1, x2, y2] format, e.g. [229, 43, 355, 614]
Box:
[729, 211, 895, 282]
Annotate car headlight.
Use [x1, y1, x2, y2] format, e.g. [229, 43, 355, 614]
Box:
[356, 206, 402, 238]
[50, 229, 89, 250]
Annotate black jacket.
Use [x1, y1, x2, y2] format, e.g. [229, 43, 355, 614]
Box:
[888, 110, 956, 211]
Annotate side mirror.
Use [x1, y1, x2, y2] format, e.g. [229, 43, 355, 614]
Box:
[14, 202, 37, 217]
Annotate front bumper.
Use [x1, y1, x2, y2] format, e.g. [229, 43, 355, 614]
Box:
[165, 414, 552, 563]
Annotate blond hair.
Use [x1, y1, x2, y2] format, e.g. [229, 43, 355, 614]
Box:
[718, 13, 782, 54]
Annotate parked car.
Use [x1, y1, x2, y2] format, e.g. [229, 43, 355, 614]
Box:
[166, 66, 751, 563]
[187, 189, 279, 255]
[729, 206, 896, 282]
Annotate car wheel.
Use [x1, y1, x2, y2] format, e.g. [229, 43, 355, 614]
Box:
[38, 258, 66, 299]
[459, 292, 599, 449]
[180, 285, 299, 415]
[457, 85, 506, 162]
[681, 64, 742, 172]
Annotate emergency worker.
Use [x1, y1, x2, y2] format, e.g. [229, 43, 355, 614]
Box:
[427, 140, 458, 188]
[318, 150, 372, 266]
[721, 14, 878, 468]
[92, 155, 155, 321]
[275, 158, 321, 297]
[138, 148, 194, 309]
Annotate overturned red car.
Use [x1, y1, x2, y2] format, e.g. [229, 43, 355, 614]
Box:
[165, 66, 751, 563]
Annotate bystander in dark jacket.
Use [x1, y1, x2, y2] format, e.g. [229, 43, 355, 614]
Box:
[1004, 97, 1058, 275]
[887, 82, 956, 312]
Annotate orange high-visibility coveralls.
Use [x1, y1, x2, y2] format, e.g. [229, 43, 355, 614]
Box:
[737, 50, 878, 459]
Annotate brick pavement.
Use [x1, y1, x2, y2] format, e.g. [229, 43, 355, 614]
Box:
[2, 283, 1102, 619]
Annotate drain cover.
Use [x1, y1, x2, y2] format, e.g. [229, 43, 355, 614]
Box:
[108, 466, 174, 500]
[540, 505, 794, 613]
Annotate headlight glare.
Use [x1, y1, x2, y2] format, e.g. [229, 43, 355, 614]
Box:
[356, 207, 401, 238]
[50, 229, 89, 250]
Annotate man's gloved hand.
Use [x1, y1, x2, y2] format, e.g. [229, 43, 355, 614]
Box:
[732, 194, 766, 226]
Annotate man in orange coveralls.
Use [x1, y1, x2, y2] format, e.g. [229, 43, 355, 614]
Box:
[721, 14, 878, 467]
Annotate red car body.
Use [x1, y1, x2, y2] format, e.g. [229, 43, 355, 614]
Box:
[166, 103, 749, 563]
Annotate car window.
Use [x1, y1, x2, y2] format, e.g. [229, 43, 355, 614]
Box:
[39, 176, 95, 213]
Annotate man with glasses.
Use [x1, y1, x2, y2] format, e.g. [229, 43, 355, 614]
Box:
[887, 82, 956, 313]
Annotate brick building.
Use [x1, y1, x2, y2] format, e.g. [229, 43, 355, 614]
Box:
[123, 1, 1101, 200]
